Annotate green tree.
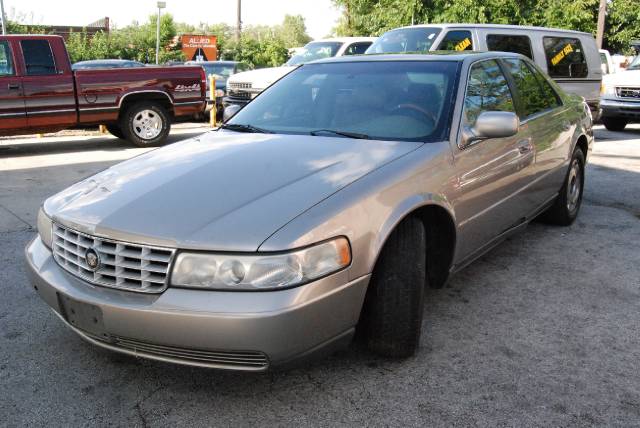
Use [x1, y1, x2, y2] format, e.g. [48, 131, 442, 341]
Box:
[332, 0, 640, 53]
[277, 15, 312, 48]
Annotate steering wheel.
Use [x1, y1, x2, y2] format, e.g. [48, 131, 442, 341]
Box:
[391, 103, 437, 125]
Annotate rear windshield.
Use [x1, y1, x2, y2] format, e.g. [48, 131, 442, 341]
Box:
[228, 60, 459, 142]
[366, 28, 441, 54]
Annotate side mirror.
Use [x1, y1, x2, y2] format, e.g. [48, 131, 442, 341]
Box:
[223, 104, 243, 122]
[461, 111, 519, 148]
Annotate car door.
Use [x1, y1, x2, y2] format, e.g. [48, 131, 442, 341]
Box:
[451, 59, 535, 261]
[18, 38, 76, 130]
[0, 39, 27, 132]
[500, 57, 569, 208]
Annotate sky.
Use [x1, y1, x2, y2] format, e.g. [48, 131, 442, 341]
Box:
[5, 0, 343, 39]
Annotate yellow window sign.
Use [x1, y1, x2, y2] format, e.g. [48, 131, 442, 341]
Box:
[455, 38, 472, 51]
[550, 43, 574, 66]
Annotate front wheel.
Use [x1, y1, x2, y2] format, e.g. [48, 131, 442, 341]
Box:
[362, 217, 426, 358]
[540, 147, 585, 226]
[120, 102, 171, 147]
[602, 117, 627, 132]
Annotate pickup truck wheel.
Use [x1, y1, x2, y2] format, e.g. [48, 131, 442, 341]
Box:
[106, 125, 125, 140]
[540, 147, 585, 226]
[363, 216, 426, 358]
[602, 117, 627, 132]
[121, 102, 171, 147]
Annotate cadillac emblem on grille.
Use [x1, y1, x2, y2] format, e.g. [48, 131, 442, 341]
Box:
[85, 248, 100, 271]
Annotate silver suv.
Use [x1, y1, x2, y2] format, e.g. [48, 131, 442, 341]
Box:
[26, 52, 593, 371]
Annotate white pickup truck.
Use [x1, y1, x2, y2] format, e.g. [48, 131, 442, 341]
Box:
[600, 55, 640, 131]
[223, 37, 376, 110]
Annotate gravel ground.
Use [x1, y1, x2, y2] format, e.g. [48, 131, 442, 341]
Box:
[1, 126, 639, 427]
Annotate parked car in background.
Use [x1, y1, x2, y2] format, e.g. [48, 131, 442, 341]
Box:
[366, 24, 602, 117]
[600, 55, 640, 131]
[223, 37, 376, 109]
[0, 35, 206, 146]
[72, 59, 146, 70]
[27, 51, 592, 371]
[185, 60, 250, 117]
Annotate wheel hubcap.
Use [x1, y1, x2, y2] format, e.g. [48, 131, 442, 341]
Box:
[132, 109, 162, 140]
[567, 158, 581, 212]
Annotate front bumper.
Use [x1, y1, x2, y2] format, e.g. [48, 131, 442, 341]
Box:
[599, 98, 640, 121]
[25, 237, 369, 371]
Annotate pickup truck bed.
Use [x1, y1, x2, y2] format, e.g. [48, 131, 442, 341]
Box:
[0, 35, 206, 146]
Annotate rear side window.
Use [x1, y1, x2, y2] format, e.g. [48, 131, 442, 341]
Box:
[0, 41, 14, 76]
[463, 59, 515, 127]
[438, 30, 473, 51]
[21, 40, 57, 76]
[344, 42, 372, 56]
[502, 58, 560, 119]
[543, 37, 588, 78]
[486, 34, 533, 59]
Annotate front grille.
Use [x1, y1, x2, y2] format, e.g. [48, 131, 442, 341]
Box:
[616, 87, 640, 99]
[52, 224, 174, 293]
[83, 331, 269, 369]
[229, 82, 252, 90]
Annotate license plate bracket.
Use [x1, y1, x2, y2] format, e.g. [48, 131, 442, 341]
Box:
[57, 293, 107, 339]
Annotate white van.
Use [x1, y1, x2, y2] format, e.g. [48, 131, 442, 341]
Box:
[224, 37, 376, 109]
[366, 24, 602, 115]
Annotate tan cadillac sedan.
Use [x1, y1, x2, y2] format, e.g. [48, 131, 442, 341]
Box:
[25, 52, 593, 371]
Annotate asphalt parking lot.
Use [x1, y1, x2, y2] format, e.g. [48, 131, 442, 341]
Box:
[1, 124, 639, 426]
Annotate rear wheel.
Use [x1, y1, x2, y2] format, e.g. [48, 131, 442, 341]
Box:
[106, 124, 125, 140]
[540, 147, 585, 226]
[602, 117, 627, 132]
[120, 102, 171, 147]
[362, 216, 426, 358]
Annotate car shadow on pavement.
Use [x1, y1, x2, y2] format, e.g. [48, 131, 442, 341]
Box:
[0, 130, 208, 159]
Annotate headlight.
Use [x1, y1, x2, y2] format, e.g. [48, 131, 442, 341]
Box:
[171, 237, 351, 290]
[215, 89, 225, 98]
[37, 207, 53, 249]
[601, 82, 616, 96]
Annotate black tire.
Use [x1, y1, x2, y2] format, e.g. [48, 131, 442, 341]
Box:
[106, 124, 125, 140]
[602, 117, 627, 132]
[120, 101, 171, 147]
[540, 147, 585, 226]
[363, 216, 426, 358]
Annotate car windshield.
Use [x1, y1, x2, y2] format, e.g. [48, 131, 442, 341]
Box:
[627, 56, 640, 70]
[285, 42, 344, 66]
[366, 28, 441, 54]
[227, 60, 458, 142]
[200, 64, 236, 79]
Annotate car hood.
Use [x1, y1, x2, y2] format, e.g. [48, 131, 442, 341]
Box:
[45, 131, 421, 251]
[227, 66, 297, 90]
[603, 69, 640, 86]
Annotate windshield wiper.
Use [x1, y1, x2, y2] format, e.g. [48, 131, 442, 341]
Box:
[220, 123, 273, 134]
[310, 129, 370, 140]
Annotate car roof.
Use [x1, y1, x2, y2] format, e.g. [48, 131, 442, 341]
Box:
[389, 23, 591, 36]
[75, 59, 137, 64]
[186, 61, 240, 65]
[310, 51, 524, 64]
[308, 37, 377, 44]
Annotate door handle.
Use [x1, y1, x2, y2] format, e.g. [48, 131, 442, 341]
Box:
[7, 83, 20, 90]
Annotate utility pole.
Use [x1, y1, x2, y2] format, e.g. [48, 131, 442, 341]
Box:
[236, 0, 241, 42]
[156, 1, 166, 65]
[596, 0, 607, 49]
[0, 0, 7, 35]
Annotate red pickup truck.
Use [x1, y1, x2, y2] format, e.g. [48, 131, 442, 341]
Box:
[0, 35, 206, 146]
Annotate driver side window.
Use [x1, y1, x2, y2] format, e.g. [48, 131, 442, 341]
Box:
[463, 60, 515, 127]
